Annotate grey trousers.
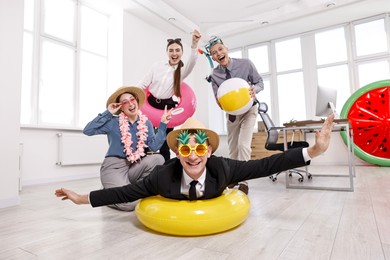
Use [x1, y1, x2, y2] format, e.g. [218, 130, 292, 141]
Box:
[226, 104, 258, 161]
[100, 154, 164, 211]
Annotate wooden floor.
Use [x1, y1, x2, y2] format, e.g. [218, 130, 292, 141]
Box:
[1, 165, 389, 260]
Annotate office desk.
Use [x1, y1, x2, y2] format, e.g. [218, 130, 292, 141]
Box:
[282, 119, 355, 192]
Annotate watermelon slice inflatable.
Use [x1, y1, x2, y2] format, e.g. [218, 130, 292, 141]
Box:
[340, 79, 390, 166]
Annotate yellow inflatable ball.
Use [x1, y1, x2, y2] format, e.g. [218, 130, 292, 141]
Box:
[217, 78, 252, 115]
[135, 189, 250, 236]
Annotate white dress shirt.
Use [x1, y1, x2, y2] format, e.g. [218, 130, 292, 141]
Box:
[181, 168, 206, 199]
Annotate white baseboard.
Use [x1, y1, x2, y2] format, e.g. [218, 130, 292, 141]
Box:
[22, 173, 99, 187]
[0, 196, 21, 209]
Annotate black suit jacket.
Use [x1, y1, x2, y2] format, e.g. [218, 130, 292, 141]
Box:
[90, 148, 308, 207]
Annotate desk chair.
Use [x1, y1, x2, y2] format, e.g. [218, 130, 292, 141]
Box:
[257, 102, 311, 182]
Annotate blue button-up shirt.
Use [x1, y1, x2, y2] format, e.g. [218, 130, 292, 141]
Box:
[83, 110, 167, 158]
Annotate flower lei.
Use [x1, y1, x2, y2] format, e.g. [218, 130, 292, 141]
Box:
[119, 111, 149, 163]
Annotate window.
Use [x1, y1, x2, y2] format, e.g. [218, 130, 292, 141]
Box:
[354, 18, 387, 57]
[317, 65, 350, 115]
[229, 49, 242, 59]
[39, 40, 75, 125]
[78, 5, 109, 127]
[357, 60, 390, 87]
[315, 27, 350, 116]
[43, 0, 74, 41]
[256, 78, 271, 118]
[275, 38, 302, 72]
[275, 38, 306, 124]
[248, 45, 271, 118]
[21, 0, 109, 128]
[277, 72, 306, 123]
[248, 45, 269, 74]
[315, 27, 347, 65]
[353, 17, 389, 89]
[21, 0, 35, 124]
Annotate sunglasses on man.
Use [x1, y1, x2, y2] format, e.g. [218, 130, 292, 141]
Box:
[178, 143, 208, 157]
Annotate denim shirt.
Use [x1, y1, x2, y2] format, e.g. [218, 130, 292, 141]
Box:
[83, 110, 167, 158]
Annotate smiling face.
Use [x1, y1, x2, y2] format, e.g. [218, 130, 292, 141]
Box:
[118, 93, 139, 118]
[210, 42, 230, 68]
[176, 135, 212, 180]
[167, 42, 183, 66]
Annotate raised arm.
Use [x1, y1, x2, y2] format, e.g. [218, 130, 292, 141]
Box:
[83, 110, 115, 136]
[307, 114, 335, 158]
[191, 29, 201, 49]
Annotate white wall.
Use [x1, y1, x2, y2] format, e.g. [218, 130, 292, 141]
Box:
[20, 128, 102, 186]
[0, 0, 24, 208]
[122, 12, 168, 87]
[107, 10, 124, 94]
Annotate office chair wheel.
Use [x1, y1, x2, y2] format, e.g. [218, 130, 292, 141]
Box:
[269, 175, 277, 182]
[307, 174, 313, 180]
[298, 177, 304, 182]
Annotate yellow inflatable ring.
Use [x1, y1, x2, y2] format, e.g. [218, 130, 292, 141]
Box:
[135, 189, 250, 236]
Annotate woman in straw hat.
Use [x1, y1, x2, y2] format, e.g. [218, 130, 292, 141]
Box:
[83, 86, 172, 211]
[136, 29, 201, 162]
[57, 114, 334, 207]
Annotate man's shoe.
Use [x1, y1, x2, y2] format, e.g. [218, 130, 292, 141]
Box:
[238, 182, 249, 195]
[227, 182, 238, 189]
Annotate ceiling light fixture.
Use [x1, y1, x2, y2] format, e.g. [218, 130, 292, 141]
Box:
[168, 17, 176, 22]
[326, 2, 336, 8]
[261, 21, 269, 25]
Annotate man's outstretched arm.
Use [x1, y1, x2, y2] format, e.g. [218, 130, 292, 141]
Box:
[55, 188, 90, 205]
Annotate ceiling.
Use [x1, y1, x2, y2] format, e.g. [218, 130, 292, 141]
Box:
[95, 0, 389, 47]
[137, 0, 357, 34]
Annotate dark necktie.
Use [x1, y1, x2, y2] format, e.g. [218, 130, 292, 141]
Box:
[189, 180, 198, 200]
[225, 68, 231, 79]
[225, 68, 236, 123]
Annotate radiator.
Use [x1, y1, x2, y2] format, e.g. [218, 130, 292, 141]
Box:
[56, 133, 107, 166]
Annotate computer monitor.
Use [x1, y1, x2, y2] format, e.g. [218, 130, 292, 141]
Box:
[315, 85, 337, 118]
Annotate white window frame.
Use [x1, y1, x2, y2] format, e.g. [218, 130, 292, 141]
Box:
[226, 13, 390, 127]
[351, 14, 390, 91]
[22, 0, 110, 129]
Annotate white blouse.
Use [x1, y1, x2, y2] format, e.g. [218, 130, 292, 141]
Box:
[136, 48, 198, 99]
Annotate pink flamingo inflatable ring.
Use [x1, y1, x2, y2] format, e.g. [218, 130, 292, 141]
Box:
[141, 82, 196, 128]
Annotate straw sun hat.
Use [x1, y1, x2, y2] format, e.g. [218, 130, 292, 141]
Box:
[167, 117, 220, 154]
[106, 86, 146, 114]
